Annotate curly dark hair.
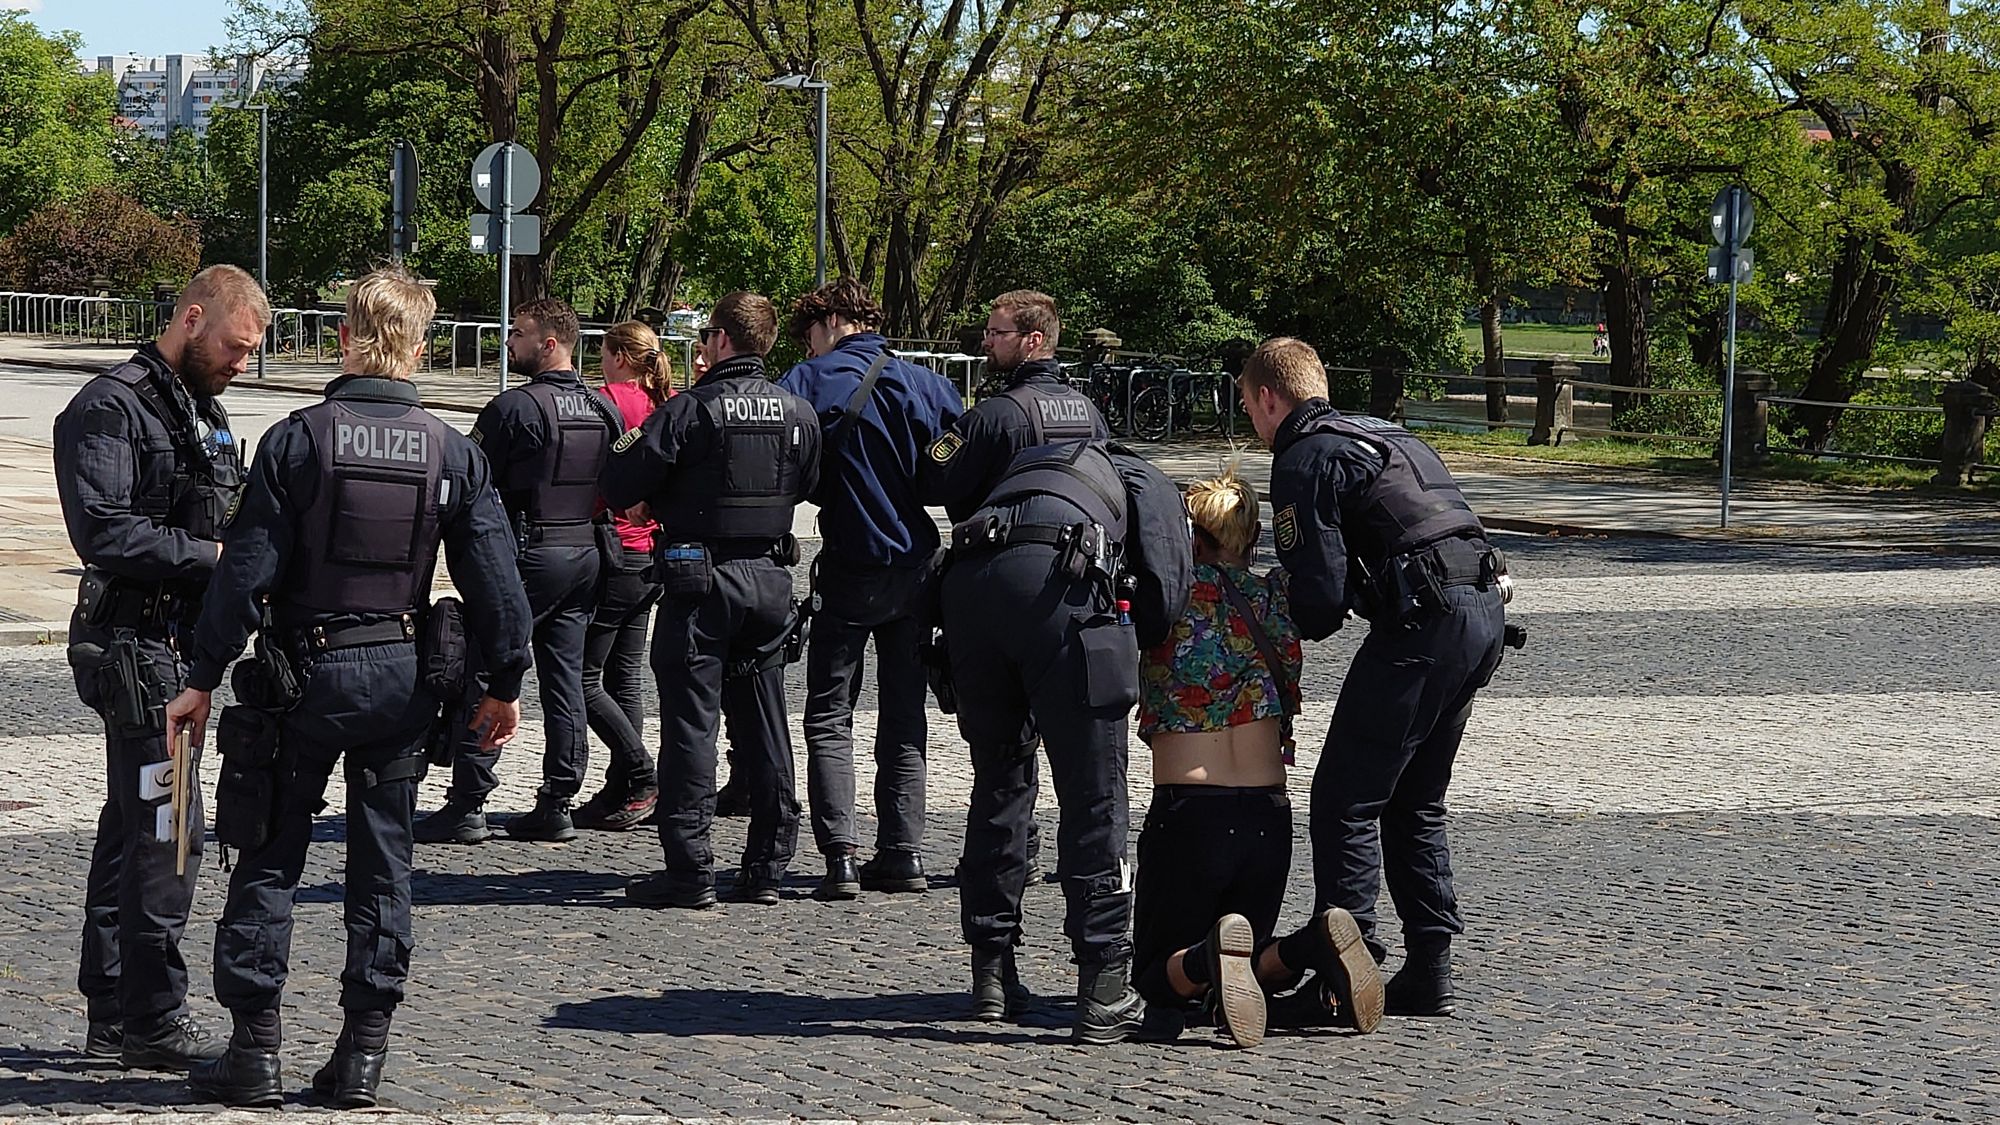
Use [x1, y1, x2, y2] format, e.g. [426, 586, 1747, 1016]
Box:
[788, 278, 885, 343]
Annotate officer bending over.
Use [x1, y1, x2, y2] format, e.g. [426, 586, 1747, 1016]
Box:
[419, 297, 613, 844]
[778, 279, 964, 900]
[1239, 336, 1507, 1018]
[166, 268, 532, 1107]
[54, 264, 267, 1069]
[602, 292, 821, 909]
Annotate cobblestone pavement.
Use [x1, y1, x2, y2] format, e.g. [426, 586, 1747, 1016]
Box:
[3, 537, 1998, 1121]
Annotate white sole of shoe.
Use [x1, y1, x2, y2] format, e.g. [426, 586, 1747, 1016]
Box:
[1209, 913, 1267, 1049]
[1319, 907, 1385, 1033]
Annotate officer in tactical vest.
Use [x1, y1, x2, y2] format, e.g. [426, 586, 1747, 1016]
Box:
[418, 297, 615, 844]
[53, 264, 268, 1071]
[601, 292, 821, 909]
[165, 268, 533, 1108]
[1239, 336, 1508, 1019]
[939, 437, 1151, 1044]
[916, 289, 1106, 521]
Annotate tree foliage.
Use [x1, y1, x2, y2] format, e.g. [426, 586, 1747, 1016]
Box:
[0, 15, 116, 236]
[0, 186, 202, 293]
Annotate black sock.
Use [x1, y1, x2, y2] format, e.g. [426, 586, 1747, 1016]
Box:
[1180, 943, 1212, 986]
[232, 1008, 281, 1051]
[1276, 928, 1320, 975]
[340, 1009, 391, 1053]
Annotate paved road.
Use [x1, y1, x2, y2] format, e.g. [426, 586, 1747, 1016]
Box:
[2, 536, 1996, 1120]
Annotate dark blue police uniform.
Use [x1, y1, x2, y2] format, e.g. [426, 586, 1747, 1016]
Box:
[54, 343, 240, 1066]
[601, 353, 821, 906]
[916, 357, 1102, 522]
[443, 370, 613, 827]
[183, 374, 531, 1032]
[777, 332, 963, 880]
[1267, 398, 1505, 1013]
[937, 439, 1149, 1043]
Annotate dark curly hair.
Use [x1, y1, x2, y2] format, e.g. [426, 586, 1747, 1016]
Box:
[788, 278, 885, 343]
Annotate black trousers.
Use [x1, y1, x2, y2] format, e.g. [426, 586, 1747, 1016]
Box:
[803, 555, 928, 857]
[1312, 584, 1505, 961]
[453, 542, 600, 802]
[71, 624, 202, 1027]
[651, 556, 799, 885]
[1131, 785, 1292, 1007]
[583, 553, 660, 790]
[214, 641, 434, 1014]
[943, 545, 1138, 967]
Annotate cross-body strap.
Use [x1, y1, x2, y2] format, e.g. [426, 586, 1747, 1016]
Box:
[1215, 574, 1298, 716]
[842, 349, 894, 424]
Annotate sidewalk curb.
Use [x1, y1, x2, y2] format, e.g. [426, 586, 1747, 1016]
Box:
[1483, 515, 2000, 557]
[0, 622, 65, 646]
[5, 356, 490, 414]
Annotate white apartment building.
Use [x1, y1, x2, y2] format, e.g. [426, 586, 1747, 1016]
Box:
[89, 55, 305, 141]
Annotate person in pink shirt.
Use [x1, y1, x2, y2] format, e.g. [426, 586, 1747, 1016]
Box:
[573, 321, 674, 830]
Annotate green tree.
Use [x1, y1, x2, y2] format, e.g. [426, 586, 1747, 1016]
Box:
[0, 15, 115, 236]
[0, 186, 202, 293]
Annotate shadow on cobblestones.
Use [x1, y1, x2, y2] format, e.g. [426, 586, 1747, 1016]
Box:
[549, 988, 1062, 1044]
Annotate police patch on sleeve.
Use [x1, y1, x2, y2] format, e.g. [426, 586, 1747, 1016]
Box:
[613, 425, 643, 454]
[1274, 504, 1300, 551]
[929, 432, 964, 463]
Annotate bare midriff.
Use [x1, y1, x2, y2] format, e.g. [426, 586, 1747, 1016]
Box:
[1148, 717, 1287, 788]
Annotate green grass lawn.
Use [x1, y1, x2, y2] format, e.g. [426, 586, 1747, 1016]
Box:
[1422, 426, 2000, 497]
[1458, 322, 1603, 358]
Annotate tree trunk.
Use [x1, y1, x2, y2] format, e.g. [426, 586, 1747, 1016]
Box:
[1473, 253, 1507, 426]
[1602, 259, 1651, 422]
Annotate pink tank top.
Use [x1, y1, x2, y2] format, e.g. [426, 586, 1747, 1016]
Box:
[601, 380, 664, 552]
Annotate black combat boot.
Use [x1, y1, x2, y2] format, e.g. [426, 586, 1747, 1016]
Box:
[1384, 945, 1456, 1017]
[858, 850, 928, 893]
[122, 1012, 226, 1071]
[714, 779, 751, 818]
[84, 1019, 123, 1059]
[970, 948, 1032, 1021]
[814, 850, 860, 901]
[311, 1009, 390, 1109]
[188, 1010, 282, 1107]
[726, 873, 782, 906]
[414, 795, 490, 845]
[626, 870, 717, 909]
[505, 792, 576, 842]
[1073, 958, 1147, 1045]
[1308, 907, 1385, 1032]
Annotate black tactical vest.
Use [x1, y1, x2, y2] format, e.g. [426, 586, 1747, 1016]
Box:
[107, 361, 245, 542]
[503, 380, 615, 526]
[1000, 382, 1104, 445]
[286, 396, 449, 616]
[981, 440, 1130, 543]
[1301, 410, 1485, 560]
[655, 380, 812, 542]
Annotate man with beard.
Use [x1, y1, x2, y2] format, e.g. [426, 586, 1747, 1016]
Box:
[417, 297, 615, 844]
[53, 264, 269, 1069]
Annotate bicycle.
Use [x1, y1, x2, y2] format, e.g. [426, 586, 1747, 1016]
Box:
[1128, 366, 1224, 440]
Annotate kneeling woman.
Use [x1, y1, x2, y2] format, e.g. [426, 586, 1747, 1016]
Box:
[1131, 472, 1383, 1047]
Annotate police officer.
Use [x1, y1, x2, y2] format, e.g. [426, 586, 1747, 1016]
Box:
[601, 292, 821, 909]
[917, 289, 1105, 521]
[777, 279, 964, 900]
[53, 264, 268, 1070]
[938, 436, 1150, 1045]
[1238, 336, 1506, 1018]
[165, 268, 532, 1107]
[418, 297, 613, 844]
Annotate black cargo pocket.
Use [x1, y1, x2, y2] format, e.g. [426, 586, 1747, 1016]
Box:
[1078, 619, 1140, 711]
[654, 544, 714, 599]
[213, 705, 280, 851]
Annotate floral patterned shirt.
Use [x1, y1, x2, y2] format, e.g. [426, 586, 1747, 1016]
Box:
[1139, 562, 1304, 740]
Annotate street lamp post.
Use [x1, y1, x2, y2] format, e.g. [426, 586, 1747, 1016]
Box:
[765, 73, 831, 287]
[252, 101, 269, 380]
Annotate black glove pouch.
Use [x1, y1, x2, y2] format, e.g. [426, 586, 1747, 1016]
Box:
[213, 704, 281, 852]
[653, 543, 714, 599]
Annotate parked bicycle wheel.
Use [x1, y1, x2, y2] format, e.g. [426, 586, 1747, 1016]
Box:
[1130, 384, 1171, 441]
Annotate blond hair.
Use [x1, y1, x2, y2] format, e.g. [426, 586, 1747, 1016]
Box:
[1185, 469, 1261, 560]
[1239, 336, 1329, 405]
[604, 319, 674, 405]
[343, 267, 436, 377]
[176, 264, 271, 327]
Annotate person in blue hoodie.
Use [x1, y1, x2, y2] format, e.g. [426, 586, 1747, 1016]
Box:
[778, 280, 964, 901]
